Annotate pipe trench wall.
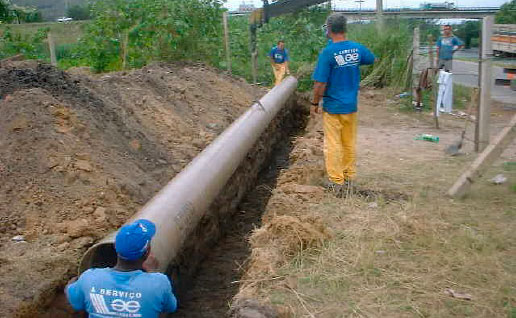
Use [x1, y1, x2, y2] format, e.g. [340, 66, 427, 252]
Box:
[171, 94, 305, 297]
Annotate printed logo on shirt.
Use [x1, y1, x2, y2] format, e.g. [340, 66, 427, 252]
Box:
[89, 287, 143, 317]
[333, 48, 360, 67]
[441, 38, 453, 46]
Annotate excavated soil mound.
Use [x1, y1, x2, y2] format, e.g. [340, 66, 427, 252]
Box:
[0, 61, 262, 317]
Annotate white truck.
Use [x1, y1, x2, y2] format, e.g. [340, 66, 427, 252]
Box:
[492, 24, 516, 57]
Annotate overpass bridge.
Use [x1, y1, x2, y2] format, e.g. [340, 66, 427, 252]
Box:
[335, 7, 499, 19]
[230, 7, 499, 19]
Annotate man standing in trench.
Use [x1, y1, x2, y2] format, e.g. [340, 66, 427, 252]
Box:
[66, 219, 178, 318]
[269, 40, 291, 86]
[311, 13, 375, 196]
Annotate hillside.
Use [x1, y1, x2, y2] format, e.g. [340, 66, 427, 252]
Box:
[11, 0, 87, 21]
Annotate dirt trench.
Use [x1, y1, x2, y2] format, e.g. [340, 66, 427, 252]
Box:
[1, 61, 309, 317]
[172, 110, 305, 317]
[43, 95, 307, 318]
[0, 61, 271, 317]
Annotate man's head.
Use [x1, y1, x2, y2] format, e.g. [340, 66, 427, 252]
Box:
[326, 13, 347, 36]
[115, 219, 156, 262]
[277, 40, 285, 50]
[443, 25, 453, 36]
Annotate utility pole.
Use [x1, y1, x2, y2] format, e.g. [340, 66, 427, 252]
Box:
[475, 16, 494, 152]
[376, 0, 384, 30]
[355, 0, 364, 22]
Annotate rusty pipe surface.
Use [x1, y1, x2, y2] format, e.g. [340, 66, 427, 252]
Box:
[79, 76, 298, 273]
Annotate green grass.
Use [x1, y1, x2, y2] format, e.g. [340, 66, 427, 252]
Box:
[0, 21, 86, 45]
[241, 92, 516, 317]
[453, 83, 474, 110]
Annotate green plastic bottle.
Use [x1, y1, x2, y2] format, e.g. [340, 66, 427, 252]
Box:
[415, 134, 439, 143]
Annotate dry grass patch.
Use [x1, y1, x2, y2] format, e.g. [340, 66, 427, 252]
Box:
[232, 90, 516, 318]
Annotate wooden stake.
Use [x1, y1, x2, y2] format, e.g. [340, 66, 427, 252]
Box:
[412, 27, 420, 107]
[448, 113, 516, 198]
[223, 12, 232, 74]
[428, 34, 435, 69]
[249, 24, 258, 85]
[475, 16, 494, 152]
[122, 31, 129, 70]
[47, 32, 57, 66]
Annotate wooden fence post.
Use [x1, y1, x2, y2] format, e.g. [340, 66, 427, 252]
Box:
[47, 32, 57, 66]
[412, 27, 420, 107]
[428, 34, 435, 69]
[122, 31, 129, 70]
[223, 11, 232, 74]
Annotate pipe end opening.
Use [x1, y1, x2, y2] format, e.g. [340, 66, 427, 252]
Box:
[79, 243, 117, 274]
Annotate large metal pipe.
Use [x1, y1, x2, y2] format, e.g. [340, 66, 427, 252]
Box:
[79, 76, 298, 273]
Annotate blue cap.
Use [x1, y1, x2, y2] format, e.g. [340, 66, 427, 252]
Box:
[115, 219, 156, 261]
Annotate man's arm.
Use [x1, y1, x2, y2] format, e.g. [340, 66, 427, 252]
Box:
[311, 81, 326, 116]
[66, 276, 87, 317]
[160, 276, 178, 314]
[436, 38, 441, 64]
[311, 50, 331, 116]
[453, 37, 464, 52]
[360, 45, 375, 65]
[285, 50, 291, 74]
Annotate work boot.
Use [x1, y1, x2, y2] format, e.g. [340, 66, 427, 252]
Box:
[323, 180, 344, 198]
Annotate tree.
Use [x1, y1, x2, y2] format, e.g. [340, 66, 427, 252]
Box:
[454, 21, 481, 48]
[0, 0, 11, 22]
[67, 5, 91, 21]
[495, 0, 516, 24]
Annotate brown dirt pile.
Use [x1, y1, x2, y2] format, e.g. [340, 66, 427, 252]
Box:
[0, 61, 261, 317]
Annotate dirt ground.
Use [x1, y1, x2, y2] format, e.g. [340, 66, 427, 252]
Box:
[232, 90, 516, 317]
[0, 61, 263, 317]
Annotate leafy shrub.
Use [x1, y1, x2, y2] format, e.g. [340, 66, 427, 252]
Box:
[0, 26, 49, 59]
[80, 0, 224, 72]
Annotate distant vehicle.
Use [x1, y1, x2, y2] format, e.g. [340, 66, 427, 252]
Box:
[420, 2, 456, 10]
[492, 24, 516, 57]
[57, 17, 73, 22]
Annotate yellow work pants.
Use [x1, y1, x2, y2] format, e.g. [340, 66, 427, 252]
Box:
[323, 112, 358, 185]
[272, 63, 287, 86]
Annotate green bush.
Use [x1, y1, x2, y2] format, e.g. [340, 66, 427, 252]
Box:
[0, 26, 49, 60]
[80, 0, 224, 72]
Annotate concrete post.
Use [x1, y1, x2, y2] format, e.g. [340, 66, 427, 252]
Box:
[475, 16, 494, 152]
[376, 0, 384, 30]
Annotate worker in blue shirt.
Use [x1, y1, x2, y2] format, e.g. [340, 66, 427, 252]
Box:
[66, 219, 178, 318]
[436, 25, 464, 72]
[311, 13, 375, 196]
[269, 40, 290, 86]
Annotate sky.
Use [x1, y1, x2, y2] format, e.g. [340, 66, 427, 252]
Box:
[223, 0, 510, 10]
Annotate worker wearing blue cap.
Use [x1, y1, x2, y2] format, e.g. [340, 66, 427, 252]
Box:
[66, 219, 177, 317]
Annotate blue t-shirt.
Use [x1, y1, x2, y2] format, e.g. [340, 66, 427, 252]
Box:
[437, 36, 463, 60]
[312, 40, 375, 114]
[66, 268, 177, 318]
[269, 46, 289, 64]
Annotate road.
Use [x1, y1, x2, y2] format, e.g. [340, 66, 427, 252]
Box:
[452, 59, 516, 105]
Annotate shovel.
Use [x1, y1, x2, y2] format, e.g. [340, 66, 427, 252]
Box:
[445, 88, 478, 156]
